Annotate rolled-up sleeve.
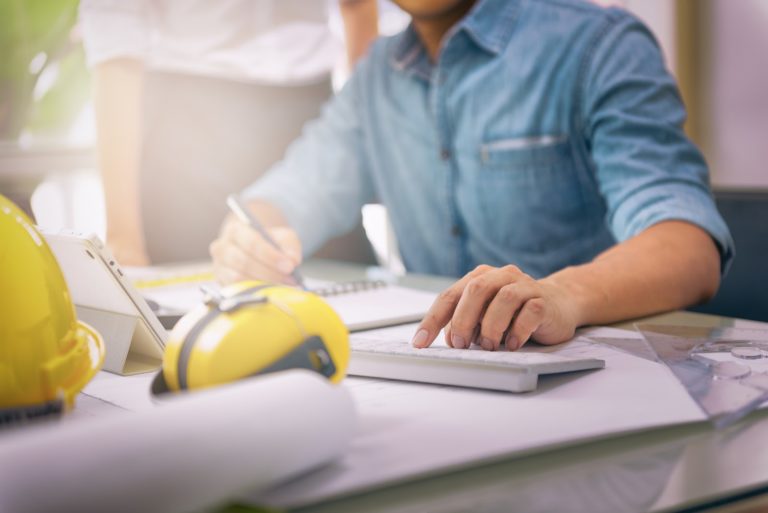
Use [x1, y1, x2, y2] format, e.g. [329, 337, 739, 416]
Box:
[582, 12, 734, 273]
[78, 0, 150, 67]
[241, 72, 375, 256]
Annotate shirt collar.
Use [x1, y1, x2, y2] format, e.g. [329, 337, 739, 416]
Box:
[462, 0, 522, 54]
[390, 23, 427, 77]
[389, 0, 522, 76]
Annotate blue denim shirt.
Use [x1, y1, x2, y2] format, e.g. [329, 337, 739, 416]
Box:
[244, 0, 733, 279]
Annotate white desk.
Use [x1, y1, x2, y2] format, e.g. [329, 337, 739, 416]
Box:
[67, 261, 768, 513]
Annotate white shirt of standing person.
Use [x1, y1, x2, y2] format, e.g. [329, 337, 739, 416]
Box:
[79, 0, 342, 85]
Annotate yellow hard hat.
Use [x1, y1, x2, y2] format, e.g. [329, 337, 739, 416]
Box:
[0, 195, 105, 423]
[159, 281, 349, 393]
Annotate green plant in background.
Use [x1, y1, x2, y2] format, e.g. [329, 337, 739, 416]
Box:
[0, 0, 91, 141]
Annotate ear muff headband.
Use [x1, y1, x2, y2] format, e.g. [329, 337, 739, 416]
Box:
[176, 283, 273, 390]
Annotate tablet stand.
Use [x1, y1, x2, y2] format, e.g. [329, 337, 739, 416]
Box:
[77, 306, 164, 375]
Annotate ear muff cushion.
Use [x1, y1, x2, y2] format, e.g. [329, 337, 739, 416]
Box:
[250, 335, 336, 379]
[271, 290, 349, 383]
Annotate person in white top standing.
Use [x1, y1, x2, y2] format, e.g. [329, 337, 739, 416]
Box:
[79, 0, 379, 265]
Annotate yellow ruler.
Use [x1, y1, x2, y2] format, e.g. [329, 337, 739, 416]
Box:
[133, 271, 215, 289]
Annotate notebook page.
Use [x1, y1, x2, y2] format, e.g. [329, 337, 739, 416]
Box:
[319, 285, 437, 331]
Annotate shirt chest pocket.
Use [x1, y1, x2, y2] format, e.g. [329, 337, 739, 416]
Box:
[463, 135, 593, 252]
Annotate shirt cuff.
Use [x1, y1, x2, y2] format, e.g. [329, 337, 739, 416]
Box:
[613, 185, 735, 276]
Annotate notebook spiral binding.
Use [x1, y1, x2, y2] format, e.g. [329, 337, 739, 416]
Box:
[312, 280, 388, 297]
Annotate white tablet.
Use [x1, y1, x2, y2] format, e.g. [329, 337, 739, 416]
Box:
[41, 230, 167, 375]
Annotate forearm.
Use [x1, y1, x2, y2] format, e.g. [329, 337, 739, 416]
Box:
[339, 0, 378, 66]
[93, 59, 145, 245]
[543, 221, 721, 326]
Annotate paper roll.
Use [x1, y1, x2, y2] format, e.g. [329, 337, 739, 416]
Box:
[0, 370, 356, 513]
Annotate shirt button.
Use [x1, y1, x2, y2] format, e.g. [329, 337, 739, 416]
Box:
[451, 225, 462, 237]
[440, 148, 451, 161]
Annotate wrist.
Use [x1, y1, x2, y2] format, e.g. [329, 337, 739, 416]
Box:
[540, 265, 596, 328]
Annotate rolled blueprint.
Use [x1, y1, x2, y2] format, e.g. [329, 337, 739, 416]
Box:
[0, 370, 356, 513]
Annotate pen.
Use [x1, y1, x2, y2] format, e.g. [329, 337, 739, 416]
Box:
[226, 194, 305, 288]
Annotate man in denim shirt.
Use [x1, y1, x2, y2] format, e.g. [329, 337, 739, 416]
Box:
[210, 0, 733, 352]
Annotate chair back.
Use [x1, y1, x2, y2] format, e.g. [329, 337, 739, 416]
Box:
[691, 188, 768, 322]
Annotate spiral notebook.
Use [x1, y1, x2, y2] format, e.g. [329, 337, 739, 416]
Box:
[129, 266, 438, 332]
[305, 279, 438, 331]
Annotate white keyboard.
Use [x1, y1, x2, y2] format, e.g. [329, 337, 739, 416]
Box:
[349, 337, 605, 393]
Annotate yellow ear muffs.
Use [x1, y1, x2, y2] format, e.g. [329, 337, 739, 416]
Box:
[157, 281, 349, 394]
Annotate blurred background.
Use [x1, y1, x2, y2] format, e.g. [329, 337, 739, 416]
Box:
[1, 0, 766, 270]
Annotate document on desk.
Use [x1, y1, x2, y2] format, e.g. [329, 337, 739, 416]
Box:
[73, 323, 721, 511]
[252, 326, 711, 509]
[126, 263, 215, 313]
[0, 371, 356, 513]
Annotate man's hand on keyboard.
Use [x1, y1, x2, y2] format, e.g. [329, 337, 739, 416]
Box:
[411, 264, 579, 351]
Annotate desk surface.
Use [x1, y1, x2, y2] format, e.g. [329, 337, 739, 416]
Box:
[294, 261, 768, 513]
[71, 260, 768, 513]
[0, 141, 95, 180]
[0, 141, 97, 216]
